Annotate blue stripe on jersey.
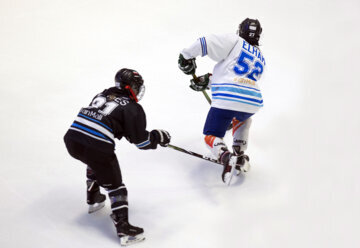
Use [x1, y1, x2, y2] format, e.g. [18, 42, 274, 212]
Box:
[212, 86, 262, 98]
[78, 113, 113, 132]
[136, 140, 151, 148]
[203, 38, 207, 55]
[71, 122, 112, 141]
[212, 93, 263, 104]
[200, 37, 207, 56]
[213, 96, 264, 107]
[211, 83, 260, 92]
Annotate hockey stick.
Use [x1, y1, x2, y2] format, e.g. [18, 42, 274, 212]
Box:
[191, 73, 233, 131]
[167, 144, 241, 170]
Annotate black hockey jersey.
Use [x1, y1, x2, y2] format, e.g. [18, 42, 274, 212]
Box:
[64, 87, 157, 153]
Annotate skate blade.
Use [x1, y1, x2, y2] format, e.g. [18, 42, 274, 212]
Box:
[224, 171, 235, 186]
[224, 166, 236, 186]
[225, 156, 243, 185]
[88, 201, 105, 214]
[119, 234, 145, 246]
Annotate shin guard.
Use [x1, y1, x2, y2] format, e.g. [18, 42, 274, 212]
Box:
[232, 117, 252, 153]
[204, 135, 229, 161]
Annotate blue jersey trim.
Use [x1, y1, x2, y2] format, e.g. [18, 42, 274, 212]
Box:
[211, 83, 260, 92]
[212, 93, 263, 104]
[200, 37, 207, 56]
[212, 86, 262, 98]
[78, 113, 113, 132]
[71, 122, 112, 141]
[136, 140, 151, 148]
[213, 96, 264, 107]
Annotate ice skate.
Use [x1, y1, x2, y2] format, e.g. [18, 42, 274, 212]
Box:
[221, 151, 251, 185]
[221, 155, 238, 186]
[217, 149, 236, 186]
[110, 214, 145, 246]
[87, 180, 106, 214]
[234, 151, 250, 176]
[231, 145, 250, 175]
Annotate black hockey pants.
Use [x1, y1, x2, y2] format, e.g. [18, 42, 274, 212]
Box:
[64, 135, 123, 190]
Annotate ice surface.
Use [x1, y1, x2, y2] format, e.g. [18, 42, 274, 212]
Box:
[1, 0, 359, 247]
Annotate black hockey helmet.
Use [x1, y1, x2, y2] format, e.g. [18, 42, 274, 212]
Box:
[115, 68, 145, 102]
[237, 18, 262, 46]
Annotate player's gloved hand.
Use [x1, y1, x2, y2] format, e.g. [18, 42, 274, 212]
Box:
[178, 54, 196, 75]
[151, 129, 171, 147]
[190, 73, 212, 91]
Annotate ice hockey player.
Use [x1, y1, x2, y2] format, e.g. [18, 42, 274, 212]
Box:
[63, 68, 171, 246]
[178, 18, 265, 185]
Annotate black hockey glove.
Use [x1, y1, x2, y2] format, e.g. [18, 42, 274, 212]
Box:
[178, 54, 196, 75]
[150, 129, 171, 147]
[190, 73, 211, 91]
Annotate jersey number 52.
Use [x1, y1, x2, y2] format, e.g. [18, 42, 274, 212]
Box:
[233, 51, 264, 81]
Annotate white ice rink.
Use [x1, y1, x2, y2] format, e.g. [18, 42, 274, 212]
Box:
[1, 0, 359, 247]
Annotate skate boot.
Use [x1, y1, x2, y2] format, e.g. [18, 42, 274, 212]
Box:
[232, 146, 250, 175]
[221, 152, 250, 185]
[110, 213, 145, 246]
[218, 149, 237, 186]
[235, 152, 250, 175]
[221, 155, 238, 186]
[87, 180, 106, 213]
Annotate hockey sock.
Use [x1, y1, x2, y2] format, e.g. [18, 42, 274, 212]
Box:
[107, 184, 128, 221]
[86, 166, 97, 181]
[232, 118, 252, 152]
[204, 135, 229, 160]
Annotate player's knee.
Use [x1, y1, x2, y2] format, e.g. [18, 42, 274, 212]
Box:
[245, 117, 252, 126]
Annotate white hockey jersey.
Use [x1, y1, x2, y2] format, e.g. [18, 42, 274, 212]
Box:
[181, 33, 266, 114]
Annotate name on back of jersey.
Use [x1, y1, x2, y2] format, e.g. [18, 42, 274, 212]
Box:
[80, 108, 104, 121]
[242, 40, 265, 66]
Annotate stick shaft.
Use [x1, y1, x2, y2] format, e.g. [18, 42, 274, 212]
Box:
[167, 144, 242, 170]
[201, 90, 212, 104]
[167, 144, 221, 166]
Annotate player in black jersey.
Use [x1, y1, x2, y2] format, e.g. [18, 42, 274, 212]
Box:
[64, 68, 171, 246]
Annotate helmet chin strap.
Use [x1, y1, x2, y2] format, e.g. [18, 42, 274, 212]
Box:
[125, 85, 138, 102]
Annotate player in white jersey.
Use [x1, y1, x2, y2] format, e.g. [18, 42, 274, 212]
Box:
[178, 18, 265, 185]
